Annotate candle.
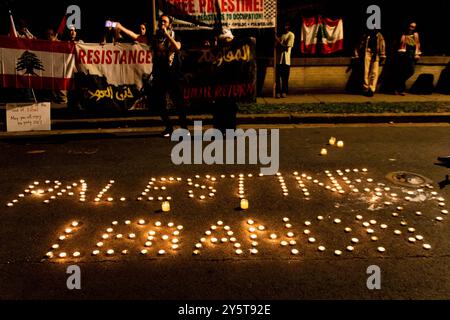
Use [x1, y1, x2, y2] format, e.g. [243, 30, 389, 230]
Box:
[336, 141, 344, 148]
[240, 199, 249, 210]
[161, 201, 170, 212]
[320, 148, 328, 156]
[329, 137, 336, 145]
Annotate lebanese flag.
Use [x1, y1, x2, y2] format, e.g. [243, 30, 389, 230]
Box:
[301, 16, 344, 55]
[300, 17, 320, 54]
[319, 17, 344, 55]
[0, 36, 76, 90]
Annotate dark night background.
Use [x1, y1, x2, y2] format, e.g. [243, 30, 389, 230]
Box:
[0, 0, 449, 56]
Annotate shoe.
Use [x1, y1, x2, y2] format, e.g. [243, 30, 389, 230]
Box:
[437, 156, 450, 163]
[161, 127, 173, 138]
[281, 93, 287, 98]
[365, 90, 374, 97]
[276, 93, 281, 99]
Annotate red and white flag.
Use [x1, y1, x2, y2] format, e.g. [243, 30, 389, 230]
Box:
[301, 16, 344, 55]
[0, 36, 76, 90]
[300, 16, 320, 54]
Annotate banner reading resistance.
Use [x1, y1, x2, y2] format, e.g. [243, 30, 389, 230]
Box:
[74, 42, 152, 111]
[0, 37, 256, 110]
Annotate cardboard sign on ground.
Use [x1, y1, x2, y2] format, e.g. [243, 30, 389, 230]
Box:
[6, 102, 51, 132]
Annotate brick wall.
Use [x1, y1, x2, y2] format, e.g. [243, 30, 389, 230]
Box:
[260, 57, 450, 95]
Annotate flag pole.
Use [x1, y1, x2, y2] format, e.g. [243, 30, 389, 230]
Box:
[272, 1, 278, 98]
[152, 0, 157, 35]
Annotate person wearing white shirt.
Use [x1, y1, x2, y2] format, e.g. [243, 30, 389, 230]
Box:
[275, 21, 295, 98]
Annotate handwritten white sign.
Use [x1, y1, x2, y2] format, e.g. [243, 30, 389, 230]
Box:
[6, 103, 51, 132]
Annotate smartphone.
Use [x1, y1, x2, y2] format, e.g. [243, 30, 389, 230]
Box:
[105, 20, 112, 28]
[112, 22, 117, 28]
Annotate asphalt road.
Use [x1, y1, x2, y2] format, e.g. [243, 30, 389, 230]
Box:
[0, 124, 449, 300]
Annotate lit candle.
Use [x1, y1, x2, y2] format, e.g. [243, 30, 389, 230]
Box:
[240, 199, 249, 210]
[329, 137, 336, 145]
[336, 141, 344, 148]
[320, 148, 328, 156]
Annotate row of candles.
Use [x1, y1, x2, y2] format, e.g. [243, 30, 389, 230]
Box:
[46, 208, 436, 260]
[47, 219, 185, 259]
[7, 170, 447, 223]
[6, 169, 366, 207]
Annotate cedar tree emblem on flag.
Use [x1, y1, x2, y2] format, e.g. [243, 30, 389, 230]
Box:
[16, 51, 45, 75]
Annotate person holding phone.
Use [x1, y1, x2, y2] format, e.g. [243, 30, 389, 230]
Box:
[151, 15, 187, 137]
[115, 22, 150, 44]
[101, 19, 120, 44]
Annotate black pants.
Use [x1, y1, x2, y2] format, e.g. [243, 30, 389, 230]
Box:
[393, 54, 416, 93]
[276, 64, 291, 94]
[152, 71, 187, 129]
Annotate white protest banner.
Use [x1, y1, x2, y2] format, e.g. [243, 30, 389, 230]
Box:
[6, 102, 51, 132]
[75, 42, 152, 89]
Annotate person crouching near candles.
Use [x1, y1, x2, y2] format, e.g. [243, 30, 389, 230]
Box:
[353, 28, 386, 97]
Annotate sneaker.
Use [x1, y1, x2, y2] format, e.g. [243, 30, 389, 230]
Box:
[281, 93, 287, 98]
[161, 127, 173, 138]
[276, 93, 281, 99]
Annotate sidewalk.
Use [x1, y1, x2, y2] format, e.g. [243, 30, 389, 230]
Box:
[258, 93, 450, 104]
[1, 93, 450, 137]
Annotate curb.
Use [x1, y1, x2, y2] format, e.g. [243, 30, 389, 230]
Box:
[0, 112, 449, 139]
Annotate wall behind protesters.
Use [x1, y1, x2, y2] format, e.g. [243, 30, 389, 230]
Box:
[260, 57, 450, 95]
[279, 0, 450, 57]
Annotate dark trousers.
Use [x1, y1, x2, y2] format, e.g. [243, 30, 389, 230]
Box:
[394, 54, 416, 93]
[152, 71, 187, 129]
[276, 64, 291, 94]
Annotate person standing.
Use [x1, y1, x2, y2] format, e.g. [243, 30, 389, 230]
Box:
[275, 21, 295, 98]
[67, 25, 83, 43]
[393, 21, 422, 95]
[353, 29, 386, 97]
[116, 22, 150, 45]
[152, 15, 188, 137]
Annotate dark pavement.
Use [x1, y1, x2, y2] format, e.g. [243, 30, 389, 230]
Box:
[0, 124, 449, 300]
